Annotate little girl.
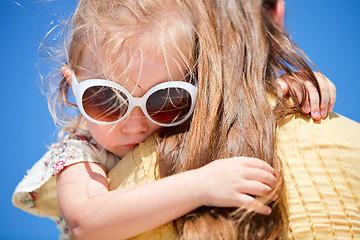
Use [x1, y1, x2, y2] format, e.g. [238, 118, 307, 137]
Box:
[13, 0, 336, 239]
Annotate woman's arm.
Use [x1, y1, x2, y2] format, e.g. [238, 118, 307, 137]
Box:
[57, 157, 276, 240]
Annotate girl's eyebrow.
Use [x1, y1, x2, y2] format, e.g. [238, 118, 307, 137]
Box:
[106, 74, 145, 96]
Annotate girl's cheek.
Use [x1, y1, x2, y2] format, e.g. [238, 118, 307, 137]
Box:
[85, 120, 113, 141]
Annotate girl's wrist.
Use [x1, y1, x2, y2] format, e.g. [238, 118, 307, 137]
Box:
[186, 168, 207, 207]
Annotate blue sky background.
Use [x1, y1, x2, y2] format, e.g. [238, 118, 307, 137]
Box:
[1, 0, 359, 239]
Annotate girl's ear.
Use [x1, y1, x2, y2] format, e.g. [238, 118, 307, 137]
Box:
[61, 66, 72, 81]
[270, 0, 285, 27]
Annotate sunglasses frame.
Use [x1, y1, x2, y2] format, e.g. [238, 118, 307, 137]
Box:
[71, 72, 198, 127]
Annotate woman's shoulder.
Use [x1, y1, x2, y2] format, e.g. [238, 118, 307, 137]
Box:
[108, 135, 158, 190]
[276, 113, 360, 239]
[276, 112, 360, 144]
[277, 111, 360, 127]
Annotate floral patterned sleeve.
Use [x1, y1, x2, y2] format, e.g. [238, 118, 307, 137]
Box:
[12, 135, 120, 240]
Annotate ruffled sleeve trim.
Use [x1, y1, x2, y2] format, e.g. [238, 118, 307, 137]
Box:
[12, 135, 120, 217]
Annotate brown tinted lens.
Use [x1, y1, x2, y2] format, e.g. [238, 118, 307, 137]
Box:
[82, 86, 128, 122]
[146, 87, 192, 124]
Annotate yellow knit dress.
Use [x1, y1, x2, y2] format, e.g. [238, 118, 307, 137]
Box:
[108, 112, 360, 239]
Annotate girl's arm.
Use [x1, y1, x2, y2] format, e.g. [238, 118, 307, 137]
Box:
[57, 157, 276, 240]
[277, 72, 336, 120]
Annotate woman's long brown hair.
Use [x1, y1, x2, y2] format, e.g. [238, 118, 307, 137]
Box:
[156, 0, 319, 239]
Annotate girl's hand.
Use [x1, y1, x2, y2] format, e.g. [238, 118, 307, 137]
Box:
[277, 72, 336, 120]
[196, 157, 277, 215]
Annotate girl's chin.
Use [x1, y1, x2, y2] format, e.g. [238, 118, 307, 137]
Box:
[108, 144, 139, 157]
[123, 143, 139, 148]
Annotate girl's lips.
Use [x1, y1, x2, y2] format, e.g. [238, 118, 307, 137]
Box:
[123, 143, 139, 148]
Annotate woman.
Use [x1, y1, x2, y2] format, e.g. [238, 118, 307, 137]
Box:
[108, 0, 360, 239]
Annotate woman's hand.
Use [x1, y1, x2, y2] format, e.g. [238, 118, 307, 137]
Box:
[196, 157, 277, 215]
[277, 72, 336, 120]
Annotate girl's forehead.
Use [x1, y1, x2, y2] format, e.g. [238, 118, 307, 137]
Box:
[77, 46, 187, 96]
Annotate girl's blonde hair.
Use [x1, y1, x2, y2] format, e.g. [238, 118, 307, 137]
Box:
[48, 0, 195, 137]
[46, 0, 320, 239]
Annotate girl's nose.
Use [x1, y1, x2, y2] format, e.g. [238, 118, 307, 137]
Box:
[119, 107, 149, 135]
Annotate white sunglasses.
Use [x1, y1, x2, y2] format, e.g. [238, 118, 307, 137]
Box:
[71, 72, 198, 127]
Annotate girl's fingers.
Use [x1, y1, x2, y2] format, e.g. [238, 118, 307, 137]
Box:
[301, 98, 311, 114]
[277, 72, 337, 120]
[328, 77, 337, 113]
[242, 168, 276, 187]
[238, 180, 272, 196]
[276, 77, 290, 96]
[314, 72, 330, 119]
[234, 194, 272, 215]
[276, 77, 304, 103]
[304, 81, 321, 120]
[237, 181, 279, 202]
[239, 157, 276, 176]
